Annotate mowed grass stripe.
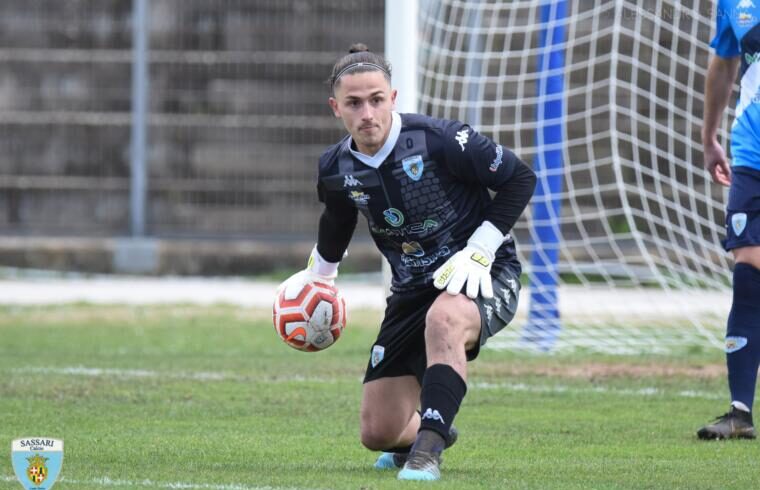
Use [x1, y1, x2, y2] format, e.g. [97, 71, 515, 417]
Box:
[7, 366, 726, 401]
[2, 305, 759, 489]
[0, 475, 324, 490]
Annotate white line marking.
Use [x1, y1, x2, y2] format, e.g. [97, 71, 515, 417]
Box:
[11, 366, 337, 384]
[0, 475, 322, 490]
[471, 382, 725, 400]
[9, 366, 724, 400]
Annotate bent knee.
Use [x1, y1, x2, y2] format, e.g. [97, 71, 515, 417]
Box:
[425, 296, 479, 341]
[360, 422, 401, 451]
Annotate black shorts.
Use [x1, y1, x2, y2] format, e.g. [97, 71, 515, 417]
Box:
[363, 261, 522, 385]
[724, 166, 760, 251]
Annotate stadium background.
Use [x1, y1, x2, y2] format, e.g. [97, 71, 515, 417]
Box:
[0, 0, 724, 277]
[0, 0, 385, 275]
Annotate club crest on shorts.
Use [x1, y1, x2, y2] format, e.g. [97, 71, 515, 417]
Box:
[12, 438, 63, 490]
[725, 336, 748, 353]
[731, 213, 747, 236]
[402, 155, 424, 181]
[371, 345, 385, 368]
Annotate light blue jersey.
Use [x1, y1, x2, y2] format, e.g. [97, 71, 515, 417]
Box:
[713, 0, 760, 170]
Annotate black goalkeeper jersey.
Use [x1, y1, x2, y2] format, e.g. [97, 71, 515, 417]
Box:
[317, 112, 530, 292]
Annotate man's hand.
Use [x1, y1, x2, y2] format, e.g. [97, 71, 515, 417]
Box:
[704, 139, 732, 186]
[433, 244, 494, 299]
[277, 246, 339, 298]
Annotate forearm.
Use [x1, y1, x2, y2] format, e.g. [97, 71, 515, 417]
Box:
[317, 206, 357, 263]
[484, 160, 537, 236]
[702, 55, 740, 144]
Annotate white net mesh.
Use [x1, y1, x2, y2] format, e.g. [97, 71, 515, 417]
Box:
[418, 0, 733, 353]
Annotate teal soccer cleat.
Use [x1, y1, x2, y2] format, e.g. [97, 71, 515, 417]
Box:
[397, 450, 441, 481]
[373, 451, 407, 469]
[374, 424, 458, 470]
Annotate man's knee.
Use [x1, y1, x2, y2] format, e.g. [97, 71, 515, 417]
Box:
[425, 295, 480, 346]
[733, 246, 760, 270]
[360, 422, 399, 450]
[359, 408, 408, 450]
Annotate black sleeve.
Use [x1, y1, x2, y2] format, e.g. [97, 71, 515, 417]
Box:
[485, 159, 536, 234]
[316, 180, 358, 262]
[442, 121, 536, 235]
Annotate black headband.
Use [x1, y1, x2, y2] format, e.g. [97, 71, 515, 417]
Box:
[332, 62, 390, 87]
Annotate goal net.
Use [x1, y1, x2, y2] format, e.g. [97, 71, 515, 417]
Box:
[417, 0, 732, 353]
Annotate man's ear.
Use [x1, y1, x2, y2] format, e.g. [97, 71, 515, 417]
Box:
[328, 97, 340, 118]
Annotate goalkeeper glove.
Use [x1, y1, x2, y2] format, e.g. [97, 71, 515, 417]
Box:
[433, 221, 506, 299]
[278, 245, 341, 297]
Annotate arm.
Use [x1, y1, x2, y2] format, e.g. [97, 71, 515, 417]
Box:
[433, 123, 536, 298]
[702, 55, 740, 187]
[484, 158, 536, 235]
[280, 179, 357, 292]
[316, 203, 357, 263]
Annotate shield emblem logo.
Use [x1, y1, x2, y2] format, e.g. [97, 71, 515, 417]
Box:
[371, 345, 385, 368]
[12, 438, 63, 490]
[402, 155, 424, 181]
[731, 213, 747, 236]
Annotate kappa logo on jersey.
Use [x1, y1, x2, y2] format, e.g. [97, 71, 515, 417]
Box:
[383, 208, 405, 227]
[455, 128, 469, 151]
[732, 213, 748, 236]
[343, 175, 363, 187]
[401, 241, 425, 257]
[371, 345, 385, 367]
[738, 0, 755, 9]
[402, 155, 425, 181]
[494, 296, 502, 313]
[421, 408, 445, 425]
[489, 145, 504, 172]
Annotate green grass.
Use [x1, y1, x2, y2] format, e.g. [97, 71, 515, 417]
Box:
[0, 305, 758, 490]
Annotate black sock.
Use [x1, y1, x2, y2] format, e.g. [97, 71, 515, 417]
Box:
[385, 444, 412, 454]
[418, 364, 467, 441]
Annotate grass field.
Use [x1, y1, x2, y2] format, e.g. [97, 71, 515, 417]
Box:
[1, 304, 759, 490]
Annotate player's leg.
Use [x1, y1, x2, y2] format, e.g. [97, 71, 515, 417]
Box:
[698, 167, 760, 440]
[360, 375, 420, 451]
[398, 293, 479, 481]
[399, 265, 520, 480]
[698, 245, 760, 440]
[361, 286, 440, 467]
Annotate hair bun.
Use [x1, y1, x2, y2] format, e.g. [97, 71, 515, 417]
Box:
[349, 43, 370, 54]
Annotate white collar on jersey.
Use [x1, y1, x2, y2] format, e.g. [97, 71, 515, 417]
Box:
[346, 111, 401, 169]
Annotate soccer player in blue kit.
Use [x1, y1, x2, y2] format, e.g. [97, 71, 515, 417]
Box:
[280, 44, 535, 479]
[697, 0, 760, 440]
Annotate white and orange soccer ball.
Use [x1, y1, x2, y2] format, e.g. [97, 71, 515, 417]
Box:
[272, 273, 347, 352]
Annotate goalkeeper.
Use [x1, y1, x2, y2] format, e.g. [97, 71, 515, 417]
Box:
[697, 0, 760, 440]
[284, 43, 535, 480]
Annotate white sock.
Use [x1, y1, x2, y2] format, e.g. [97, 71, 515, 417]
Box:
[731, 400, 751, 413]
